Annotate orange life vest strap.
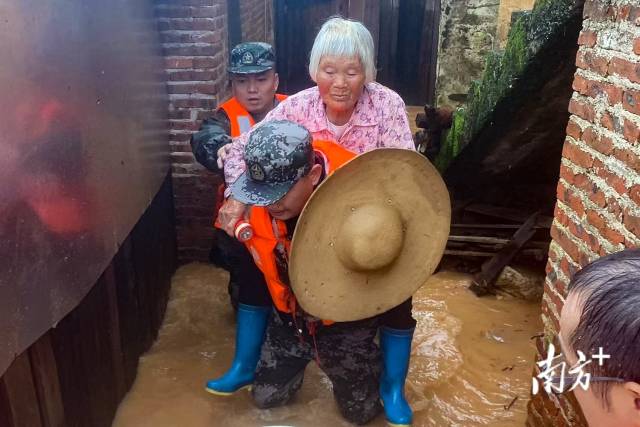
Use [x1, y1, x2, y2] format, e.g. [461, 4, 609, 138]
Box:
[243, 140, 356, 324]
[214, 94, 288, 228]
[220, 94, 288, 137]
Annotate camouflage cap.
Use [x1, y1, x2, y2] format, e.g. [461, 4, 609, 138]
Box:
[230, 120, 314, 206]
[228, 42, 276, 74]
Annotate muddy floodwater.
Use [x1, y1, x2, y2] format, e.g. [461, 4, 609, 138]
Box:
[113, 263, 541, 427]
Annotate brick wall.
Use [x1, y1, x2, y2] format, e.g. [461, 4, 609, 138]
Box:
[154, 0, 274, 262]
[528, 1, 640, 425]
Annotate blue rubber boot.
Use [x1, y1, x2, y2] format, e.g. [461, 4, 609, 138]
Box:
[205, 304, 270, 395]
[380, 327, 414, 426]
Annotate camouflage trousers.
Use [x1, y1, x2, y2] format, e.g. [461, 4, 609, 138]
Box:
[251, 312, 382, 425]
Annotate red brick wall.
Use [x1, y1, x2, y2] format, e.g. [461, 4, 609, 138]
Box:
[528, 1, 640, 425]
[154, 0, 274, 262]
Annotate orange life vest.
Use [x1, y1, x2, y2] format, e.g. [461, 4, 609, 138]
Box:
[214, 94, 288, 227]
[243, 140, 356, 321]
[219, 94, 288, 137]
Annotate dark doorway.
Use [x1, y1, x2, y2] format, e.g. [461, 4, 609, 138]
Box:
[377, 0, 440, 105]
[274, 0, 349, 94]
[274, 0, 440, 105]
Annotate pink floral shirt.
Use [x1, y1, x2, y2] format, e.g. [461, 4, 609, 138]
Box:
[223, 82, 415, 187]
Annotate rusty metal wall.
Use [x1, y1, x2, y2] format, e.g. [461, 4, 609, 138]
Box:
[0, 0, 169, 376]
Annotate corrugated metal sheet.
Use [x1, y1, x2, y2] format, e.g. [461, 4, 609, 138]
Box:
[0, 0, 170, 376]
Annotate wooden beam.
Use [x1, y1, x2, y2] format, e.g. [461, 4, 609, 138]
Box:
[449, 235, 510, 245]
[445, 248, 545, 258]
[451, 223, 550, 229]
[376, 0, 399, 85]
[444, 250, 495, 257]
[422, 0, 441, 105]
[470, 212, 540, 296]
[465, 204, 552, 227]
[348, 0, 366, 20]
[226, 0, 242, 48]
[103, 264, 126, 400]
[28, 333, 65, 427]
[0, 352, 43, 427]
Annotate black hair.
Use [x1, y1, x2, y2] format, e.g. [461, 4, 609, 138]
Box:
[567, 248, 640, 406]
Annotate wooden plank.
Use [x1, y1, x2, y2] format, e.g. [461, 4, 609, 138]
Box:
[445, 248, 545, 258]
[470, 213, 539, 296]
[465, 204, 552, 227]
[132, 178, 173, 343]
[0, 352, 42, 427]
[28, 333, 65, 427]
[421, 0, 441, 105]
[451, 223, 550, 229]
[363, 0, 380, 49]
[50, 273, 120, 427]
[103, 264, 126, 400]
[226, 0, 241, 48]
[0, 380, 12, 427]
[393, 0, 433, 104]
[348, 0, 366, 19]
[449, 235, 510, 245]
[131, 201, 164, 352]
[376, 0, 399, 86]
[348, 0, 380, 48]
[113, 235, 143, 390]
[113, 173, 176, 391]
[274, 0, 289, 92]
[445, 250, 495, 257]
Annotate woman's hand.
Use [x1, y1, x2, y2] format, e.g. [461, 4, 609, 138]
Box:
[216, 144, 233, 169]
[217, 197, 246, 236]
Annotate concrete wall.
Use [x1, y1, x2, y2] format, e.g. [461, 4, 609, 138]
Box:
[154, 0, 274, 262]
[528, 1, 640, 425]
[436, 0, 538, 109]
[436, 0, 501, 109]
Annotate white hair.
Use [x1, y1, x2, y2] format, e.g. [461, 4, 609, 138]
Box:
[308, 17, 376, 83]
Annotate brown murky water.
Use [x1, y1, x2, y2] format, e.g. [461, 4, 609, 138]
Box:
[112, 263, 541, 427]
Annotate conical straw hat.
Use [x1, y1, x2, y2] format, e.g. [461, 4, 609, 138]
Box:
[290, 148, 451, 322]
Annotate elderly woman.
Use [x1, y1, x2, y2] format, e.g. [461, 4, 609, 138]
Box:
[208, 17, 417, 426]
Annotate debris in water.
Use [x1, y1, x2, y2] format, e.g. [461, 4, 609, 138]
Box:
[485, 330, 505, 343]
[504, 395, 519, 411]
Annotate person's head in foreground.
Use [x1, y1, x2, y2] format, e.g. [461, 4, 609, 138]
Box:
[309, 17, 375, 125]
[228, 42, 279, 119]
[230, 120, 321, 220]
[559, 248, 640, 427]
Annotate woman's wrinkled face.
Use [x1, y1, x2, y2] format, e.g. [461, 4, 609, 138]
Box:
[315, 56, 366, 121]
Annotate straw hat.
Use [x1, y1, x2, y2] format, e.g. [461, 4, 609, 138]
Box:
[289, 148, 451, 322]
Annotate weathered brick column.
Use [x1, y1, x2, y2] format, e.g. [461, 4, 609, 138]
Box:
[154, 0, 273, 262]
[528, 1, 640, 425]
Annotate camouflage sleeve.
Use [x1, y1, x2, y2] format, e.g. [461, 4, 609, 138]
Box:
[190, 109, 232, 173]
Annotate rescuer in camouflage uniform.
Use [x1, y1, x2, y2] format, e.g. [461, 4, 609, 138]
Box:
[190, 42, 283, 310]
